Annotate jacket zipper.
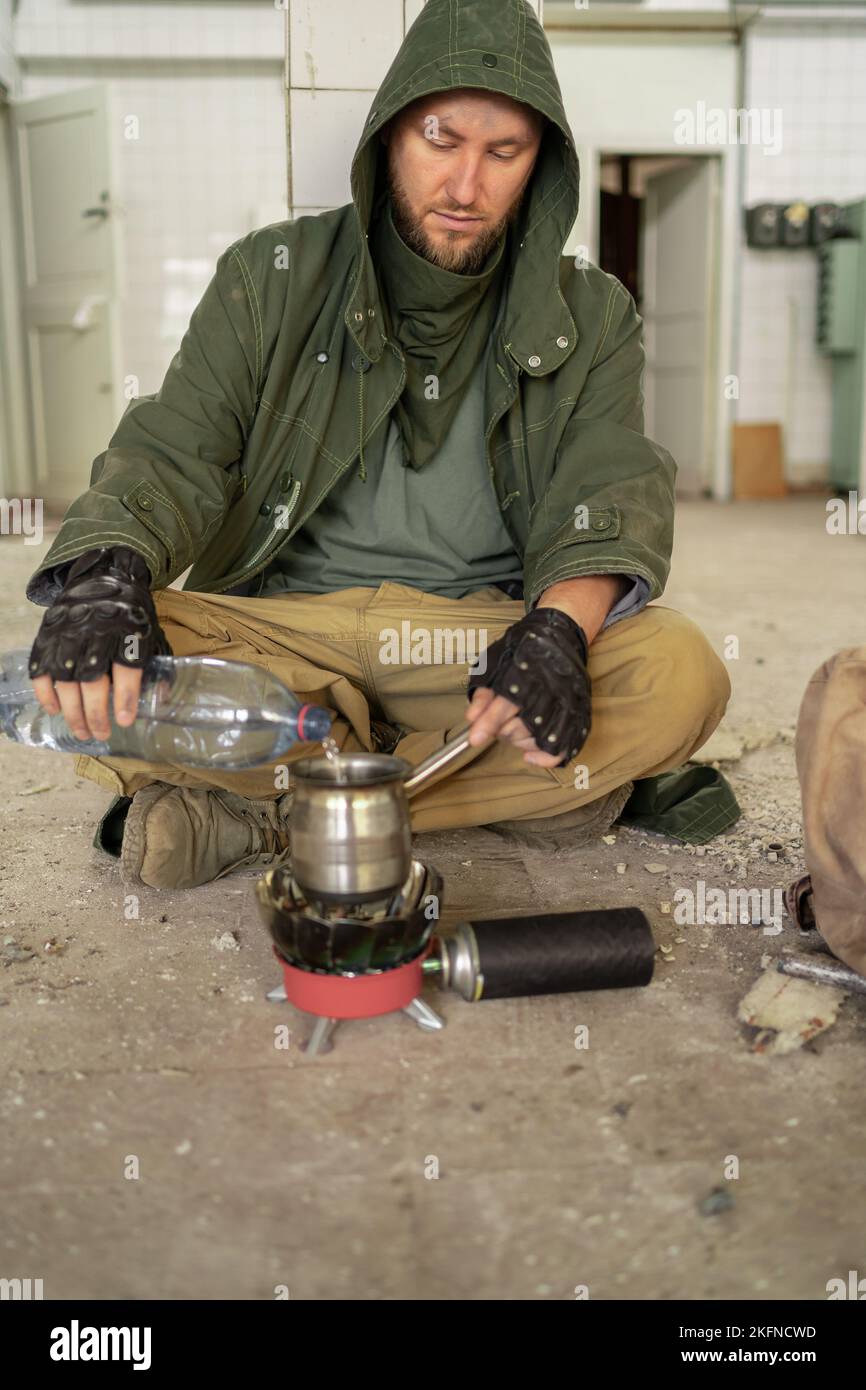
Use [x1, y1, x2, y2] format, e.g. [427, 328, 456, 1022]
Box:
[508, 350, 535, 514]
[210, 479, 302, 593]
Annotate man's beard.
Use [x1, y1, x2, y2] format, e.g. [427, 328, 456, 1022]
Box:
[386, 155, 527, 274]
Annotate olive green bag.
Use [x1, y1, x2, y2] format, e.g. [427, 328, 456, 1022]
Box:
[618, 766, 741, 845]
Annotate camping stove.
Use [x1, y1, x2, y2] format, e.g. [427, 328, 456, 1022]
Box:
[256, 858, 444, 1055]
[255, 859, 658, 1055]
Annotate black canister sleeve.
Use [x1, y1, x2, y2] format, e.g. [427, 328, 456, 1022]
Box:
[466, 908, 655, 1000]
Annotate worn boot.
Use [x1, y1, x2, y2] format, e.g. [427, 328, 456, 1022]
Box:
[102, 783, 293, 890]
[484, 781, 635, 851]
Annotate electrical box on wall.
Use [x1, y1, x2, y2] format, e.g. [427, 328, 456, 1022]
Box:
[811, 203, 848, 245]
[817, 239, 860, 355]
[815, 200, 866, 493]
[745, 201, 848, 249]
[780, 201, 811, 248]
[745, 203, 780, 248]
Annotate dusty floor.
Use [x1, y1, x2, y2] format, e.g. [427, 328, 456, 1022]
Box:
[1, 497, 865, 1301]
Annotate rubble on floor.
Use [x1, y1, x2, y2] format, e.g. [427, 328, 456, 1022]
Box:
[738, 966, 847, 1055]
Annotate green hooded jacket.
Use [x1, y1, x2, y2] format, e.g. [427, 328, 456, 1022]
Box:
[26, 0, 676, 613]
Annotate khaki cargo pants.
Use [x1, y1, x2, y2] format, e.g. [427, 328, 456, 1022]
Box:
[74, 583, 731, 833]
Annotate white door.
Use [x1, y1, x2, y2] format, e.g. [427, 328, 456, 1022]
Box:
[641, 158, 719, 494]
[11, 85, 120, 508]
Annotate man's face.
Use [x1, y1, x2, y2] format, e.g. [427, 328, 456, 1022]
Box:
[382, 89, 544, 274]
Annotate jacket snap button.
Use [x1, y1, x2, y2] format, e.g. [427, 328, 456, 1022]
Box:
[279, 472, 293, 492]
[482, 53, 497, 67]
[528, 354, 541, 368]
[316, 351, 329, 363]
[592, 518, 609, 530]
[557, 336, 569, 349]
[352, 352, 371, 372]
[137, 496, 153, 511]
[260, 503, 272, 517]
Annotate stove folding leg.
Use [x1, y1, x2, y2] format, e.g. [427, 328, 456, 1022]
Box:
[301, 1015, 339, 1056]
[266, 982, 338, 1055]
[403, 996, 445, 1032]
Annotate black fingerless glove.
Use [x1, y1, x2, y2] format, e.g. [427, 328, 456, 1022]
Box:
[468, 607, 592, 765]
[29, 547, 171, 683]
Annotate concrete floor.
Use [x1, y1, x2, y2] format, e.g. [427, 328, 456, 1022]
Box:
[1, 497, 865, 1301]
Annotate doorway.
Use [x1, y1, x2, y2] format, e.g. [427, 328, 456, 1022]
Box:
[2, 84, 121, 511]
[598, 153, 721, 495]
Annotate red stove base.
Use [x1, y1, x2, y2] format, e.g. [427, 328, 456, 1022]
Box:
[267, 944, 443, 1055]
[275, 942, 433, 1018]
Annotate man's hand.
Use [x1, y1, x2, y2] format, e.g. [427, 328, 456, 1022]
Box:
[464, 574, 628, 765]
[465, 606, 591, 766]
[465, 684, 566, 767]
[29, 547, 170, 742]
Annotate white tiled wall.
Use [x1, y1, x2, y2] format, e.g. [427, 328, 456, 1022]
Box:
[14, 0, 283, 60]
[16, 1, 286, 396]
[292, 87, 378, 210]
[738, 17, 866, 483]
[290, 0, 404, 91]
[289, 0, 397, 214]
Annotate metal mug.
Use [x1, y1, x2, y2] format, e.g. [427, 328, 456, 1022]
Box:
[289, 725, 476, 903]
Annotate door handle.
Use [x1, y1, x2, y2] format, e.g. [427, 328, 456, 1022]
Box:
[82, 191, 111, 220]
[71, 295, 107, 331]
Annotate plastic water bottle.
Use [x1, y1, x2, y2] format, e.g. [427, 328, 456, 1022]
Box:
[0, 649, 332, 771]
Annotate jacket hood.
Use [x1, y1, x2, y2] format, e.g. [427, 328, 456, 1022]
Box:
[346, 0, 581, 377]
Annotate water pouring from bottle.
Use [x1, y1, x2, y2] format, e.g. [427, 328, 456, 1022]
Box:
[321, 734, 347, 784]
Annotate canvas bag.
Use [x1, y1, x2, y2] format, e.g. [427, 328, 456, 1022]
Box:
[786, 648, 866, 975]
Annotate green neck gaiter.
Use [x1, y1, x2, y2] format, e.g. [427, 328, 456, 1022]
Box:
[371, 197, 508, 470]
